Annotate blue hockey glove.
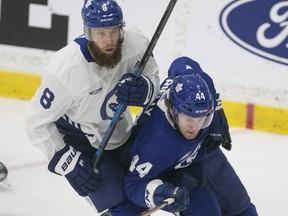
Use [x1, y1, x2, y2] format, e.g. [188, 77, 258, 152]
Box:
[153, 183, 189, 213]
[115, 73, 153, 107]
[48, 145, 101, 196]
[205, 100, 232, 151]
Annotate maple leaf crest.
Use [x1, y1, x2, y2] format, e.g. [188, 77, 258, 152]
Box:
[109, 103, 119, 112]
[175, 83, 183, 93]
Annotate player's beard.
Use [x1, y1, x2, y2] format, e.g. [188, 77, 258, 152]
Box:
[88, 40, 122, 69]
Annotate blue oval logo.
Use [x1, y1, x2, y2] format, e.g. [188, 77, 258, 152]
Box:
[220, 0, 288, 65]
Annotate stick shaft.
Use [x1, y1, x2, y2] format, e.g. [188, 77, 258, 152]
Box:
[93, 0, 178, 171]
[139, 198, 175, 216]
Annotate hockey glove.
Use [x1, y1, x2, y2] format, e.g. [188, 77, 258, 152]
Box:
[115, 73, 153, 107]
[153, 183, 189, 213]
[48, 145, 101, 196]
[205, 104, 232, 151]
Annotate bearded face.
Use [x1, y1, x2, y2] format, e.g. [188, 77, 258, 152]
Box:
[87, 39, 122, 69]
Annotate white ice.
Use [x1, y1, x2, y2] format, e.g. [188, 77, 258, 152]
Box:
[0, 97, 287, 216]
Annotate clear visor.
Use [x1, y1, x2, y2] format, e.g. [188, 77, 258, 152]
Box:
[177, 112, 207, 129]
[201, 106, 214, 129]
[84, 25, 122, 42]
[173, 105, 214, 130]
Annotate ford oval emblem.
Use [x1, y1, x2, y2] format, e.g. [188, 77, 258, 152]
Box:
[220, 0, 288, 65]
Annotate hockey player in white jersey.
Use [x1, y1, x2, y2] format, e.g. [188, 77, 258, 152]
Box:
[25, 0, 159, 215]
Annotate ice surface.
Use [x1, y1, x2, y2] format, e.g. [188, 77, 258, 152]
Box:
[0, 97, 287, 216]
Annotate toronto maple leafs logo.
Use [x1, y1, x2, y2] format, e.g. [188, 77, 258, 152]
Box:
[175, 83, 183, 93]
[108, 102, 119, 113]
[100, 88, 122, 120]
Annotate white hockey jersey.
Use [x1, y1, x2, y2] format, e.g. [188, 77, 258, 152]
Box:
[25, 27, 160, 160]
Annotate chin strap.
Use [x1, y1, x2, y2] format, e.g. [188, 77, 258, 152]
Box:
[165, 106, 180, 131]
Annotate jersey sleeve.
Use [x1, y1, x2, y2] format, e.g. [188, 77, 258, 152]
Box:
[25, 72, 74, 160]
[123, 135, 175, 208]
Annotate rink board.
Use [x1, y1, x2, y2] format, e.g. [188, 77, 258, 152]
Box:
[1, 70, 287, 134]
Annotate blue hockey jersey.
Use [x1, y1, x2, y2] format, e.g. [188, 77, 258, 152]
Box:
[124, 57, 218, 209]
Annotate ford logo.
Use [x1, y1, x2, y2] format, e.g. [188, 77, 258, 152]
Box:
[220, 0, 288, 65]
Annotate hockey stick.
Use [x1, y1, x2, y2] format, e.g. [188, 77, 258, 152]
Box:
[139, 198, 175, 216]
[93, 0, 178, 173]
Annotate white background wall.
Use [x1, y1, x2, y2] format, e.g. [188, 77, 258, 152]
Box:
[0, 0, 287, 107]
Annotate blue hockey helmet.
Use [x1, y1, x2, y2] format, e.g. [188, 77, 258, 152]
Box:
[82, 0, 125, 40]
[169, 74, 214, 128]
[168, 56, 204, 78]
[82, 0, 124, 28]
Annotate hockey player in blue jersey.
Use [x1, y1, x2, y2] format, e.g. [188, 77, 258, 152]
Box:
[25, 0, 159, 215]
[124, 56, 258, 215]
